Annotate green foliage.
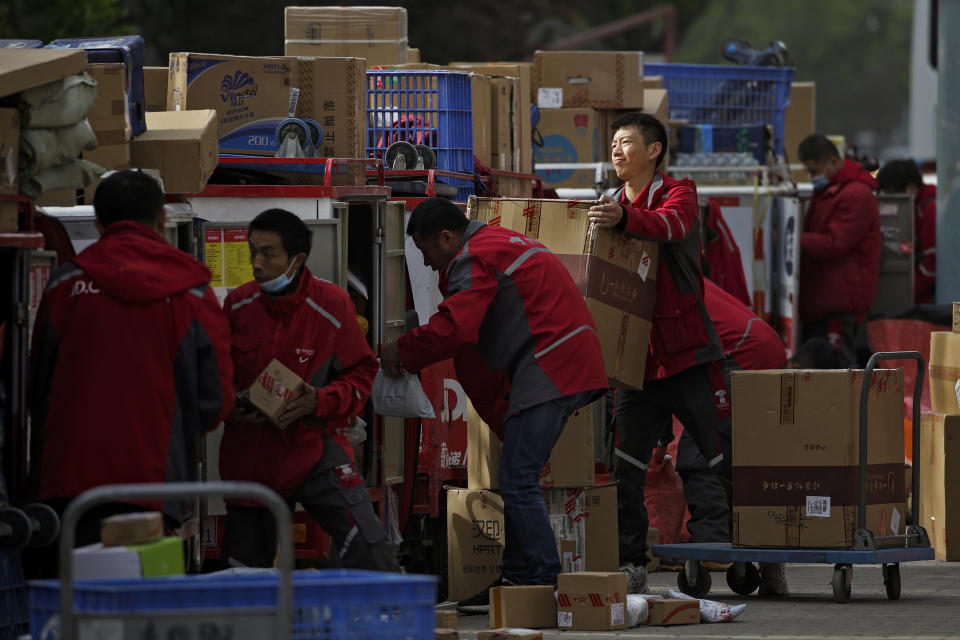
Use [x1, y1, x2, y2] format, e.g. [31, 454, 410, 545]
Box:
[0, 0, 135, 41]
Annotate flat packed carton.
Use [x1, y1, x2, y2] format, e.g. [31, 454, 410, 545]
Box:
[447, 488, 504, 602]
[930, 332, 960, 414]
[556, 572, 627, 631]
[489, 585, 556, 629]
[478, 631, 542, 640]
[546, 485, 618, 573]
[247, 358, 306, 425]
[130, 110, 218, 194]
[467, 197, 658, 389]
[468, 400, 596, 490]
[647, 598, 700, 625]
[534, 51, 644, 110]
[0, 49, 86, 97]
[731, 369, 906, 548]
[284, 6, 408, 65]
[143, 66, 168, 112]
[101, 511, 163, 547]
[73, 536, 184, 579]
[0, 108, 19, 195]
[533, 108, 606, 189]
[920, 412, 960, 560]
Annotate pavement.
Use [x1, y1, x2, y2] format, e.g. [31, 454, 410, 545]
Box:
[440, 561, 960, 639]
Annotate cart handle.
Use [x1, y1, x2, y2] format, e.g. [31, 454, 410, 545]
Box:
[859, 352, 925, 535]
[59, 482, 293, 640]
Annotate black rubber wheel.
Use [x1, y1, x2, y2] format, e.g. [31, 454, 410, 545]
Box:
[677, 562, 712, 598]
[23, 503, 59, 548]
[726, 562, 761, 595]
[0, 507, 31, 550]
[883, 563, 901, 600]
[832, 564, 852, 603]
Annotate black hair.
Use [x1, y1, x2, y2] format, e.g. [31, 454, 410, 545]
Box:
[406, 197, 469, 239]
[798, 134, 839, 163]
[789, 337, 845, 369]
[93, 170, 165, 228]
[876, 159, 923, 193]
[611, 112, 669, 168]
[248, 208, 312, 258]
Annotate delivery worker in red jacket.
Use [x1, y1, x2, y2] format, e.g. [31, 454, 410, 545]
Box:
[219, 209, 399, 572]
[380, 198, 607, 613]
[798, 134, 881, 364]
[27, 170, 234, 576]
[588, 112, 727, 594]
[876, 158, 937, 304]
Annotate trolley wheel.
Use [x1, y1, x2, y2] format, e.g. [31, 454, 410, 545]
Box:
[385, 141, 419, 170]
[726, 562, 761, 595]
[415, 144, 437, 170]
[883, 563, 901, 600]
[678, 561, 712, 598]
[0, 507, 31, 550]
[23, 503, 60, 548]
[831, 564, 852, 603]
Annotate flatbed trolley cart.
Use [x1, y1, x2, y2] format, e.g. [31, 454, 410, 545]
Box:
[652, 352, 934, 603]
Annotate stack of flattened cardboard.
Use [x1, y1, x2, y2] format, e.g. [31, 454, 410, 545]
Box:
[284, 6, 408, 66]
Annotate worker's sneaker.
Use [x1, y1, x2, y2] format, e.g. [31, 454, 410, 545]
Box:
[456, 577, 503, 614]
[758, 562, 789, 597]
[620, 563, 649, 594]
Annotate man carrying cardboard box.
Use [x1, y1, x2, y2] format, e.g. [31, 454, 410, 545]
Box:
[380, 198, 607, 612]
[219, 209, 399, 573]
[587, 112, 728, 595]
[26, 170, 234, 577]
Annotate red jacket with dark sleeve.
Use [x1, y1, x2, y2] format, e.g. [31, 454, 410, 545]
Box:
[704, 200, 752, 307]
[704, 279, 786, 370]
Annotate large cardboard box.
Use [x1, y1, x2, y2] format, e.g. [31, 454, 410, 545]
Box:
[247, 358, 306, 425]
[533, 108, 605, 189]
[168, 53, 365, 160]
[143, 66, 168, 112]
[467, 198, 658, 389]
[490, 77, 514, 171]
[546, 485, 618, 573]
[83, 143, 131, 172]
[86, 63, 132, 145]
[447, 489, 504, 602]
[284, 6, 408, 66]
[930, 332, 960, 415]
[0, 49, 87, 97]
[647, 598, 700, 625]
[0, 108, 19, 195]
[533, 51, 644, 110]
[784, 82, 816, 161]
[468, 400, 596, 490]
[472, 74, 493, 169]
[489, 585, 556, 629]
[731, 369, 906, 548]
[556, 572, 627, 631]
[101, 511, 163, 547]
[130, 110, 218, 194]
[920, 412, 960, 560]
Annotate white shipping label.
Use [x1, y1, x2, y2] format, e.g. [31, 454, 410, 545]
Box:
[806, 495, 831, 518]
[288, 87, 300, 117]
[637, 250, 652, 281]
[558, 611, 573, 628]
[954, 377, 960, 410]
[611, 602, 626, 627]
[538, 88, 563, 109]
[891, 506, 902, 536]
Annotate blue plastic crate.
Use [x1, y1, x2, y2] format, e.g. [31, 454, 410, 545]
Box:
[645, 63, 794, 156]
[0, 40, 43, 48]
[367, 70, 474, 200]
[30, 569, 436, 640]
[0, 550, 29, 640]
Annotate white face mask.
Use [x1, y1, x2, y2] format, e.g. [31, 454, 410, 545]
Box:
[259, 258, 298, 294]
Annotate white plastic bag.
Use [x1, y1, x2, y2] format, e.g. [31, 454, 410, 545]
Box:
[667, 589, 746, 623]
[371, 368, 436, 418]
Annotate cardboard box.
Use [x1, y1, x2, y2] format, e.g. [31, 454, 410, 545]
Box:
[533, 108, 605, 189]
[247, 358, 306, 425]
[83, 142, 132, 172]
[477, 631, 542, 640]
[930, 332, 960, 415]
[468, 400, 596, 490]
[647, 598, 700, 625]
[168, 54, 366, 160]
[556, 572, 627, 631]
[0, 107, 19, 195]
[284, 6, 408, 66]
[920, 412, 960, 560]
[73, 536, 185, 579]
[953, 302, 960, 333]
[533, 51, 644, 110]
[491, 78, 513, 170]
[467, 198, 659, 389]
[644, 75, 664, 89]
[645, 527, 660, 572]
[472, 74, 493, 169]
[408, 48, 421, 63]
[434, 630, 458, 640]
[86, 63, 132, 144]
[143, 66, 168, 112]
[446, 489, 504, 602]
[0, 49, 87, 97]
[284, 41, 408, 66]
[489, 585, 556, 629]
[101, 511, 163, 547]
[130, 110, 218, 194]
[731, 369, 906, 548]
[784, 82, 816, 161]
[435, 610, 458, 629]
[546, 485, 618, 573]
[0, 200, 19, 232]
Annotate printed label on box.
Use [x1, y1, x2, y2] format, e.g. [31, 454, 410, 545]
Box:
[637, 250, 651, 281]
[806, 495, 831, 518]
[538, 88, 563, 109]
[558, 611, 573, 628]
[891, 506, 901, 536]
[611, 603, 625, 627]
[954, 378, 960, 410]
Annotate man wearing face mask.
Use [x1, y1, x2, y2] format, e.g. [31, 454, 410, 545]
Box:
[218, 208, 399, 572]
[797, 134, 881, 365]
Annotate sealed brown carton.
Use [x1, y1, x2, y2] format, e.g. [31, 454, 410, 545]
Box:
[546, 485, 618, 573]
[407, 48, 421, 63]
[83, 143, 131, 172]
[434, 630, 458, 640]
[647, 597, 700, 625]
[143, 66, 168, 112]
[930, 332, 960, 414]
[85, 63, 131, 144]
[784, 82, 816, 165]
[644, 75, 664, 89]
[467, 198, 658, 389]
[489, 585, 556, 629]
[556, 572, 627, 631]
[732, 369, 906, 548]
[478, 631, 542, 640]
[284, 6, 408, 65]
[446, 489, 504, 602]
[533, 108, 607, 189]
[247, 358, 306, 425]
[533, 51, 644, 110]
[920, 412, 960, 560]
[435, 610, 458, 629]
[130, 110, 218, 194]
[490, 77, 513, 170]
[468, 400, 596, 490]
[101, 511, 163, 547]
[0, 108, 19, 195]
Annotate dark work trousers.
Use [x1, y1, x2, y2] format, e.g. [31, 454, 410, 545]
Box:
[676, 430, 731, 543]
[802, 315, 858, 367]
[221, 435, 400, 573]
[614, 361, 733, 567]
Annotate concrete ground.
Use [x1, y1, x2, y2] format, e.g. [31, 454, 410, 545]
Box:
[441, 561, 960, 639]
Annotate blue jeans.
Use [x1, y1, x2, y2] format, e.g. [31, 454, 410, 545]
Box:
[498, 392, 594, 586]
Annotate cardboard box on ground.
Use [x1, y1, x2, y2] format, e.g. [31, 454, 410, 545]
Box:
[284, 6, 408, 66]
[129, 110, 218, 194]
[468, 197, 658, 390]
[647, 598, 700, 625]
[731, 369, 906, 548]
[556, 572, 627, 631]
[920, 412, 960, 560]
[489, 585, 556, 629]
[533, 51, 644, 110]
[930, 331, 960, 414]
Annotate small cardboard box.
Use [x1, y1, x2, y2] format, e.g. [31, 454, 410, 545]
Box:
[143, 66, 169, 112]
[435, 610, 458, 629]
[434, 630, 458, 640]
[920, 412, 960, 560]
[0, 107, 18, 195]
[533, 108, 607, 189]
[556, 572, 627, 631]
[533, 51, 644, 110]
[930, 332, 960, 415]
[73, 536, 185, 579]
[490, 585, 556, 629]
[477, 631, 542, 640]
[101, 511, 163, 547]
[647, 598, 700, 625]
[130, 110, 218, 194]
[953, 302, 960, 333]
[546, 485, 618, 573]
[247, 358, 306, 425]
[86, 63, 132, 145]
[446, 489, 504, 602]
